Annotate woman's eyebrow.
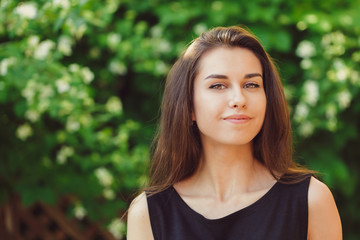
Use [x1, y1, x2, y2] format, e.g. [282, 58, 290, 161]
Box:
[204, 74, 228, 80]
[204, 73, 262, 80]
[244, 73, 263, 78]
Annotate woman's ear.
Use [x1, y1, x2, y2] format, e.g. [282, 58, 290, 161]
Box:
[192, 111, 196, 121]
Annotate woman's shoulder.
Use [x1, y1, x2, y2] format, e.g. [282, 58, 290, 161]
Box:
[307, 177, 342, 239]
[128, 192, 149, 219]
[127, 192, 154, 240]
[308, 176, 338, 210]
[308, 176, 332, 202]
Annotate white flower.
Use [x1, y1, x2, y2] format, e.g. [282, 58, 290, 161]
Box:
[79, 114, 92, 126]
[294, 103, 309, 123]
[340, 15, 352, 25]
[21, 88, 34, 102]
[56, 146, 74, 164]
[327, 118, 337, 131]
[107, 33, 122, 51]
[83, 97, 94, 106]
[305, 14, 318, 24]
[352, 52, 360, 62]
[300, 59, 312, 70]
[333, 59, 345, 70]
[69, 63, 80, 72]
[56, 77, 70, 93]
[337, 90, 351, 109]
[77, 91, 88, 100]
[14, 3, 37, 19]
[39, 85, 54, 99]
[297, 21, 307, 31]
[155, 61, 169, 75]
[299, 121, 314, 137]
[211, 1, 223, 11]
[350, 71, 360, 85]
[74, 203, 87, 220]
[156, 39, 171, 53]
[106, 96, 122, 114]
[319, 21, 332, 32]
[16, 123, 33, 141]
[1, 0, 11, 9]
[58, 35, 73, 56]
[336, 68, 348, 82]
[328, 46, 345, 56]
[303, 80, 319, 105]
[325, 104, 337, 119]
[33, 40, 55, 60]
[61, 99, 75, 114]
[105, 0, 120, 13]
[26, 36, 40, 56]
[95, 168, 114, 187]
[296, 40, 316, 58]
[0, 60, 8, 76]
[38, 99, 50, 112]
[108, 219, 125, 240]
[109, 60, 127, 75]
[28, 35, 40, 47]
[333, 59, 349, 81]
[151, 26, 162, 38]
[0, 57, 16, 76]
[25, 109, 40, 122]
[66, 117, 80, 132]
[65, 19, 87, 39]
[81, 67, 94, 84]
[21, 80, 37, 103]
[194, 23, 208, 36]
[115, 130, 128, 144]
[333, 31, 346, 44]
[52, 0, 70, 9]
[322, 32, 346, 56]
[103, 188, 116, 200]
[76, 24, 87, 39]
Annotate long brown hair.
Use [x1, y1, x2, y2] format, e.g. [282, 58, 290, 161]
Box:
[148, 26, 312, 193]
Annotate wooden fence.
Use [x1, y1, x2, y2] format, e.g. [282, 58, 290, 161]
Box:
[0, 194, 118, 240]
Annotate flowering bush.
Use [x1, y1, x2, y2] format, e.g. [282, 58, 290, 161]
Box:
[1, 0, 360, 238]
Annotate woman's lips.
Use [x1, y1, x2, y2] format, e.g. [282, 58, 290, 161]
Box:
[223, 114, 251, 124]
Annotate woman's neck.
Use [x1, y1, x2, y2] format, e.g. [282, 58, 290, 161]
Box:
[181, 141, 274, 201]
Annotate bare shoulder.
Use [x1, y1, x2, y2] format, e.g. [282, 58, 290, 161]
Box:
[127, 192, 154, 240]
[307, 177, 342, 240]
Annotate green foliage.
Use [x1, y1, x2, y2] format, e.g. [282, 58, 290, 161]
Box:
[1, 0, 360, 238]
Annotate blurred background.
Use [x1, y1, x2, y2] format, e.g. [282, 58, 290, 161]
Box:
[0, 0, 359, 239]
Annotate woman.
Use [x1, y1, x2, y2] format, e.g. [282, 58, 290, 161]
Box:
[127, 26, 342, 240]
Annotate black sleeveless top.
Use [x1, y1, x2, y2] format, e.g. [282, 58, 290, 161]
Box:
[147, 176, 311, 240]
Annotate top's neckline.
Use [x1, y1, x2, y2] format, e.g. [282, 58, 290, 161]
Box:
[170, 181, 280, 223]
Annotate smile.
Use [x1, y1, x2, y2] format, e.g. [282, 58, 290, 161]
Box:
[223, 114, 251, 124]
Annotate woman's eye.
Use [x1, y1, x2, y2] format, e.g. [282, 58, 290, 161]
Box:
[244, 83, 260, 89]
[209, 84, 226, 90]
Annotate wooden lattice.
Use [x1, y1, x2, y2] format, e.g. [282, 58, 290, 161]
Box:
[0, 194, 118, 240]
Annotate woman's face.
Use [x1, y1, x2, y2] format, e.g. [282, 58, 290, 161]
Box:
[192, 47, 266, 147]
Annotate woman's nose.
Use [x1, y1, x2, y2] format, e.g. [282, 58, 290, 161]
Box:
[228, 88, 247, 109]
